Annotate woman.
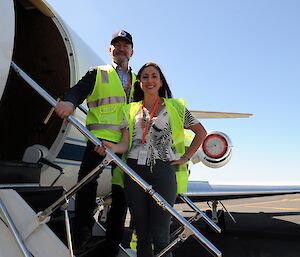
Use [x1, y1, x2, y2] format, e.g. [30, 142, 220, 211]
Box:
[96, 62, 207, 257]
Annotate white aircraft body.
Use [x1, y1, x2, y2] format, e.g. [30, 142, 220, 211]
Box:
[1, 1, 300, 257]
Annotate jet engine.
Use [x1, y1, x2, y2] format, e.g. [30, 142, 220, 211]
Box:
[197, 131, 232, 168]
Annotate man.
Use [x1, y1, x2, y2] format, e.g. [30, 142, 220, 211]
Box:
[55, 30, 135, 257]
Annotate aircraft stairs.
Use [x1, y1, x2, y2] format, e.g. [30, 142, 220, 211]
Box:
[0, 162, 107, 256]
[0, 158, 73, 257]
[1, 62, 224, 257]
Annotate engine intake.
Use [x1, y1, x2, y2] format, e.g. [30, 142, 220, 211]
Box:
[199, 131, 233, 168]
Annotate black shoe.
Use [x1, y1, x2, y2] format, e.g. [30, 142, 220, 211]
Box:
[74, 228, 92, 254]
[76, 237, 106, 257]
[101, 240, 120, 257]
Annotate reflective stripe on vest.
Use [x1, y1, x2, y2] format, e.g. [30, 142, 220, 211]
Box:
[101, 69, 109, 83]
[86, 124, 121, 131]
[87, 96, 126, 108]
[112, 98, 189, 193]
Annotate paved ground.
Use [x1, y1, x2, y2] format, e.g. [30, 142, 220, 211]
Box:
[171, 194, 300, 257]
[77, 193, 300, 257]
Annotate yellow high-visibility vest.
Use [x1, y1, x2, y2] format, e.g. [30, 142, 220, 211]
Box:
[112, 98, 189, 194]
[86, 64, 136, 142]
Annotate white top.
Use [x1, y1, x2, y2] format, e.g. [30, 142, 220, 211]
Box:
[123, 104, 199, 168]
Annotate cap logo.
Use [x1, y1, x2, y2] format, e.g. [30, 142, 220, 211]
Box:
[111, 30, 133, 46]
[119, 31, 127, 37]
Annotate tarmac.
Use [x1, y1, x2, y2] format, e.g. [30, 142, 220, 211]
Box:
[171, 194, 300, 257]
[77, 193, 300, 257]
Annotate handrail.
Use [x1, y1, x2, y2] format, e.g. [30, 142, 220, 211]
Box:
[11, 62, 222, 257]
[0, 198, 32, 257]
[179, 194, 221, 233]
[62, 198, 74, 257]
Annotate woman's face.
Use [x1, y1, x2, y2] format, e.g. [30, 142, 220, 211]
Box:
[140, 66, 162, 97]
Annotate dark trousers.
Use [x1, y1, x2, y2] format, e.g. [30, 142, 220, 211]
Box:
[74, 140, 126, 256]
[124, 159, 177, 257]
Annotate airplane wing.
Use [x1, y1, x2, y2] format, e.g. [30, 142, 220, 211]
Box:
[190, 111, 253, 119]
[184, 181, 300, 202]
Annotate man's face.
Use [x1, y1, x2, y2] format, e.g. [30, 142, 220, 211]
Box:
[109, 39, 133, 64]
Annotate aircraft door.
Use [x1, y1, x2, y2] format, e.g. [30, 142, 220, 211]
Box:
[0, 0, 15, 99]
[0, 0, 71, 161]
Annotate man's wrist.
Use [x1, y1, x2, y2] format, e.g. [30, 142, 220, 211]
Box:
[66, 101, 75, 110]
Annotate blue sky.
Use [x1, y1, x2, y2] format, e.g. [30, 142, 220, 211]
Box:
[47, 0, 300, 185]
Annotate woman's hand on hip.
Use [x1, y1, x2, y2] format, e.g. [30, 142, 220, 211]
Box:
[171, 156, 189, 166]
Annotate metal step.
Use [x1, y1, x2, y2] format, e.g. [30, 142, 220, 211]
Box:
[0, 189, 70, 257]
[16, 186, 69, 243]
[0, 160, 41, 185]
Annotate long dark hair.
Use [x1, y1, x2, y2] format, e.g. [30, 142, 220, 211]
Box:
[133, 62, 173, 102]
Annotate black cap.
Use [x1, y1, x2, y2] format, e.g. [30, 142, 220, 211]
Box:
[111, 30, 133, 46]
